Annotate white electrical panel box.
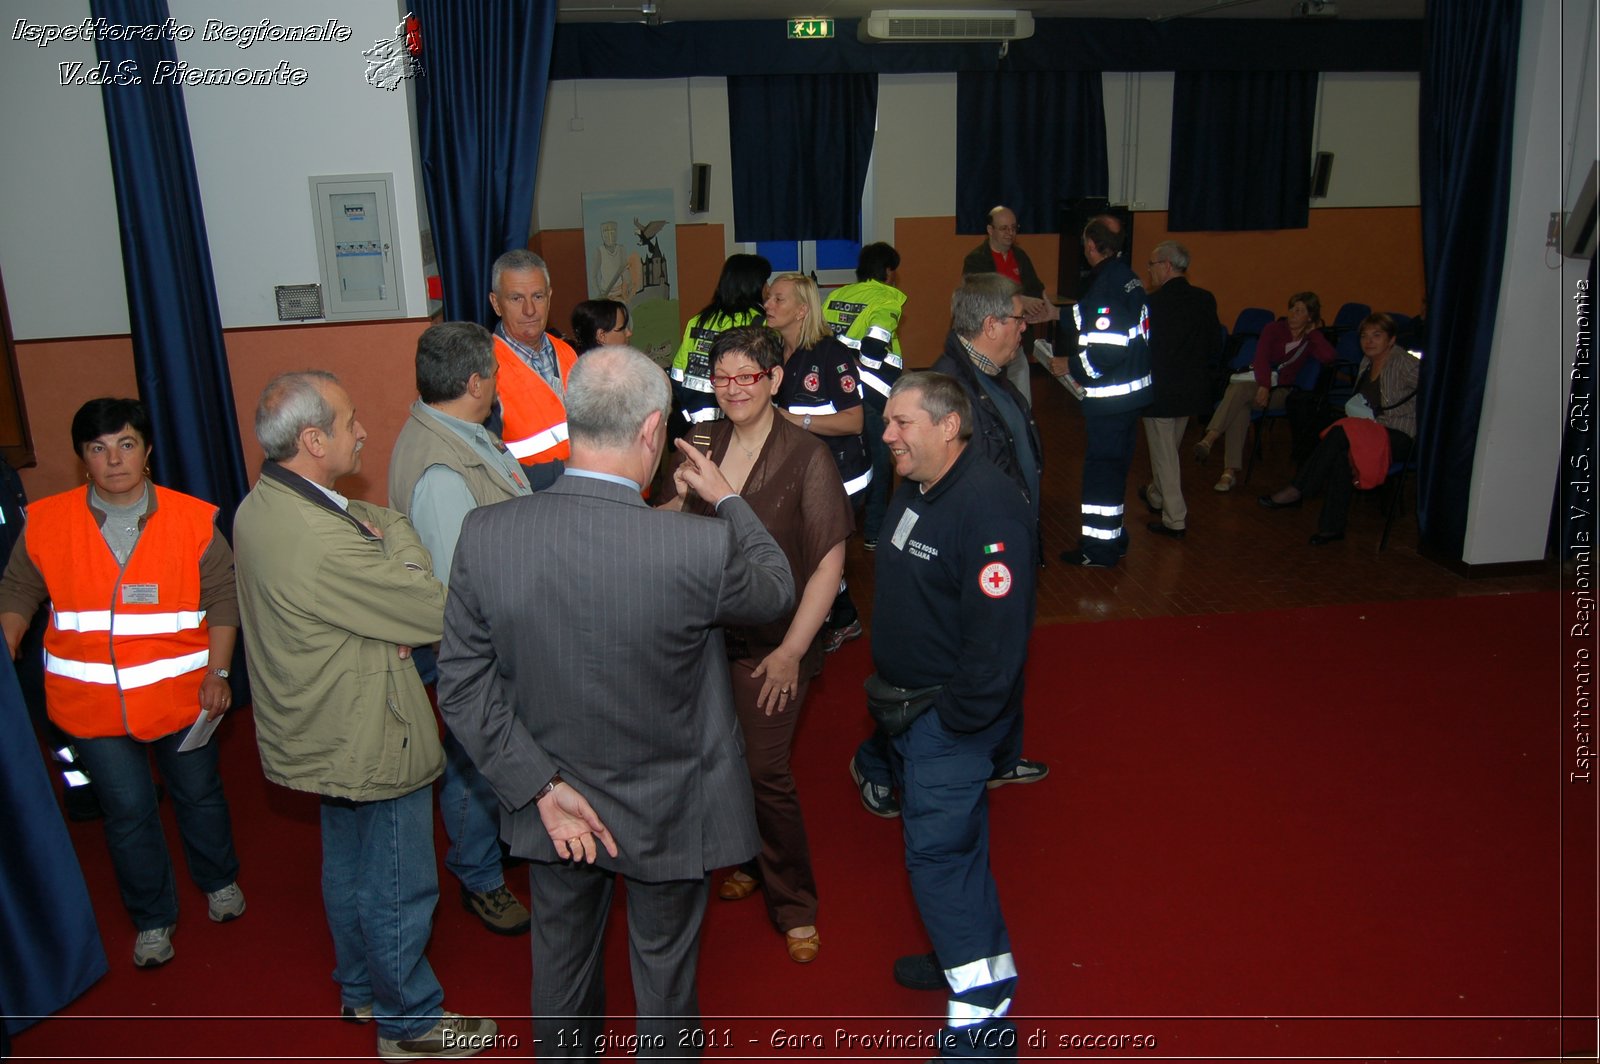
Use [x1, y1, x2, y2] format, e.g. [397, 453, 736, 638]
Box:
[308, 173, 406, 320]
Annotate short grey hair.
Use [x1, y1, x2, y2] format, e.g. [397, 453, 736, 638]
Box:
[416, 322, 496, 404]
[256, 370, 338, 461]
[951, 274, 1019, 340]
[1152, 240, 1190, 272]
[890, 371, 973, 442]
[490, 248, 550, 293]
[565, 346, 670, 451]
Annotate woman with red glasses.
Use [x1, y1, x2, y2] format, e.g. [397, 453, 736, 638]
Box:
[658, 324, 851, 965]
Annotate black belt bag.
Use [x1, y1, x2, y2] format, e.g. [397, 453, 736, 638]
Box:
[864, 673, 943, 737]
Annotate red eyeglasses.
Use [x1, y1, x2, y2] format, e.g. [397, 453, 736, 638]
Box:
[710, 370, 772, 388]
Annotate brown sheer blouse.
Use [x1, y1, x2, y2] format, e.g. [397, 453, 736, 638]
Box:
[667, 414, 853, 678]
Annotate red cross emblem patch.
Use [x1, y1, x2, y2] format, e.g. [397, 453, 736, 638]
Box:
[804, 371, 821, 392]
[979, 562, 1012, 598]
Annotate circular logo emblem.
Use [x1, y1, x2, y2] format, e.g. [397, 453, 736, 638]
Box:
[1095, 315, 1112, 331]
[804, 372, 821, 392]
[840, 374, 856, 393]
[978, 562, 1012, 598]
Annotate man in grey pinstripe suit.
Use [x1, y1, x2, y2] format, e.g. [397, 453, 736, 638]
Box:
[437, 345, 793, 1059]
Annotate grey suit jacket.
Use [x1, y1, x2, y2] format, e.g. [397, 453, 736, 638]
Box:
[436, 472, 793, 882]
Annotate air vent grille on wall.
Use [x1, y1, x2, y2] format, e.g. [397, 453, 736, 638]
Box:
[275, 283, 324, 321]
[860, 10, 1035, 42]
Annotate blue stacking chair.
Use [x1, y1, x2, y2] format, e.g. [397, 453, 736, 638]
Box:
[1243, 354, 1324, 483]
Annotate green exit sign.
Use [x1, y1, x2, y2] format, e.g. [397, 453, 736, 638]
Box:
[787, 17, 834, 39]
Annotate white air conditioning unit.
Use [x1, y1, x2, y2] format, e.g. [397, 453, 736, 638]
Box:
[859, 9, 1035, 42]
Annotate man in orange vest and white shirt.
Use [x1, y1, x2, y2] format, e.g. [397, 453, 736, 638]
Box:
[487, 249, 577, 490]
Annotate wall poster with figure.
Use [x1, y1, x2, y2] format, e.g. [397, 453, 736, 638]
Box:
[582, 189, 678, 368]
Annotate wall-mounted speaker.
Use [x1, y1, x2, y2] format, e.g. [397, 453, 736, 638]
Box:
[1310, 151, 1335, 199]
[689, 163, 711, 214]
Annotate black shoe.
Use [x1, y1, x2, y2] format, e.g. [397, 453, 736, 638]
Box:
[1146, 521, 1186, 539]
[63, 785, 103, 822]
[1309, 532, 1345, 546]
[1257, 493, 1303, 510]
[1137, 486, 1162, 516]
[1057, 550, 1110, 568]
[893, 951, 946, 991]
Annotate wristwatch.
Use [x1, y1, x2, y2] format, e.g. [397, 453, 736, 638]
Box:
[210, 667, 230, 679]
[802, 413, 813, 431]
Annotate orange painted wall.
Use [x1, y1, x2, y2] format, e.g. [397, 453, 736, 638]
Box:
[11, 207, 1421, 506]
[14, 319, 430, 506]
[891, 207, 1425, 366]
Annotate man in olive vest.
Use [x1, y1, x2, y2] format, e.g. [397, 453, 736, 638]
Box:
[389, 322, 534, 937]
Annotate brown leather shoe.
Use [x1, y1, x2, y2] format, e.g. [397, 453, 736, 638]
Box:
[786, 929, 820, 964]
[717, 872, 760, 901]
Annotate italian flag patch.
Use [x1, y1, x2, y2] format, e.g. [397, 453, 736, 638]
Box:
[982, 542, 1005, 555]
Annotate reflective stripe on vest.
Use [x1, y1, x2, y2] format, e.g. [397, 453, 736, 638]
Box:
[866, 324, 893, 345]
[786, 402, 839, 416]
[51, 608, 206, 636]
[681, 405, 723, 424]
[1083, 375, 1152, 399]
[28, 485, 216, 739]
[46, 648, 210, 690]
[842, 467, 872, 497]
[495, 336, 576, 464]
[859, 366, 892, 398]
[505, 421, 570, 461]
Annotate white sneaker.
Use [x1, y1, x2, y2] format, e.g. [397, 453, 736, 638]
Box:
[377, 1012, 498, 1060]
[133, 925, 175, 967]
[206, 882, 246, 922]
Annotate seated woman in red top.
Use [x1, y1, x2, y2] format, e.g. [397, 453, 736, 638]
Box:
[1195, 291, 1336, 491]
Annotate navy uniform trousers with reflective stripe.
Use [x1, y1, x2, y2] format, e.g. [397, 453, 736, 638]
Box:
[893, 709, 1018, 1060]
[1079, 406, 1143, 566]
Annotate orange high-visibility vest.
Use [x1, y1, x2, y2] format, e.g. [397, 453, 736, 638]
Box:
[494, 335, 577, 464]
[28, 485, 216, 740]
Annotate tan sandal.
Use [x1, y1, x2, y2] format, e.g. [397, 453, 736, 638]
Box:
[1214, 470, 1237, 493]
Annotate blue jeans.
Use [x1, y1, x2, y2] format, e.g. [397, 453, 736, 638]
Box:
[415, 649, 505, 895]
[74, 728, 239, 931]
[320, 787, 444, 1040]
[440, 731, 506, 894]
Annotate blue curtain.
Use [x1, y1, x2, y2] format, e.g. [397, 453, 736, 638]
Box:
[90, 0, 248, 532]
[727, 74, 878, 243]
[0, 653, 107, 1037]
[1168, 70, 1317, 232]
[414, 1, 556, 325]
[955, 70, 1108, 235]
[1416, 1, 1522, 558]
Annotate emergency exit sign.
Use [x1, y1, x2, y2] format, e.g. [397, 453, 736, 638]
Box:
[787, 18, 834, 38]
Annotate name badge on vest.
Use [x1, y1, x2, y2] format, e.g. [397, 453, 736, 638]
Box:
[121, 583, 159, 605]
[890, 507, 920, 551]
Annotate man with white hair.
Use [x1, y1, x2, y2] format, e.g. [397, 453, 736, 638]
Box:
[234, 370, 496, 1060]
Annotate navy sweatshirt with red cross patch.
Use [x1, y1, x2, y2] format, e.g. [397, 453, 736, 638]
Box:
[870, 445, 1036, 733]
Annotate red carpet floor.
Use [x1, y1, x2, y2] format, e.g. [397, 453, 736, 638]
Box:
[11, 591, 1593, 1062]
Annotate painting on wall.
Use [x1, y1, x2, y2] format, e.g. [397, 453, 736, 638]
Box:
[581, 189, 678, 367]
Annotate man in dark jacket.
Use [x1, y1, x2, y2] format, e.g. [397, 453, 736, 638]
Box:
[962, 205, 1046, 407]
[930, 274, 1043, 555]
[1140, 241, 1220, 538]
[1046, 217, 1152, 567]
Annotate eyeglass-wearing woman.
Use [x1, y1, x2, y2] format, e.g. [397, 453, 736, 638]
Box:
[659, 325, 852, 964]
[0, 398, 244, 969]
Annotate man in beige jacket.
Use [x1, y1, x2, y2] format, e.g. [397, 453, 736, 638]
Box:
[233, 370, 495, 1062]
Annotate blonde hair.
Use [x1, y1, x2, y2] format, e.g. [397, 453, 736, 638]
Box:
[770, 272, 832, 348]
